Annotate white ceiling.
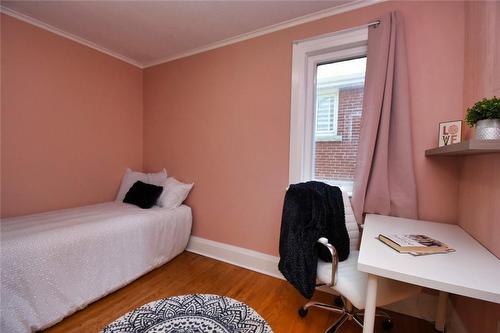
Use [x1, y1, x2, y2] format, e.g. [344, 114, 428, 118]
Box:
[1, 0, 372, 68]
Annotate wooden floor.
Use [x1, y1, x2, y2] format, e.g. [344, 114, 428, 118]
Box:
[43, 252, 435, 333]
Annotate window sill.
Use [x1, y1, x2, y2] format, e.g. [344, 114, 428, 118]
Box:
[315, 134, 342, 142]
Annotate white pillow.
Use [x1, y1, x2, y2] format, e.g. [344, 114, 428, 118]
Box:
[116, 168, 168, 202]
[157, 177, 193, 209]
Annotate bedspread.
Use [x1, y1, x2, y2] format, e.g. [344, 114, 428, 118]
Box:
[1, 202, 192, 332]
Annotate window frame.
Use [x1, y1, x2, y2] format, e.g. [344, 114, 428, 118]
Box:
[289, 28, 368, 185]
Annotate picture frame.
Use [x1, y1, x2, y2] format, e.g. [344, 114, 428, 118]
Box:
[438, 120, 462, 147]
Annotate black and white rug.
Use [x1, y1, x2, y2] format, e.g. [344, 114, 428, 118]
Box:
[101, 294, 273, 333]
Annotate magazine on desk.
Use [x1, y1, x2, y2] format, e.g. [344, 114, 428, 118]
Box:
[378, 234, 455, 256]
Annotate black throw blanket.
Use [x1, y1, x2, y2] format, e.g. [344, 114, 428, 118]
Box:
[278, 182, 349, 299]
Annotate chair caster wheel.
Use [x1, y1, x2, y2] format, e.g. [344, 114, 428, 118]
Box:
[298, 307, 308, 318]
[382, 318, 393, 330]
[334, 296, 344, 307]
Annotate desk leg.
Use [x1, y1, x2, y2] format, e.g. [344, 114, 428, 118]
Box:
[363, 274, 378, 333]
[435, 291, 448, 332]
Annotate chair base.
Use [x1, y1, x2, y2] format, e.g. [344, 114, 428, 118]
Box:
[300, 296, 392, 333]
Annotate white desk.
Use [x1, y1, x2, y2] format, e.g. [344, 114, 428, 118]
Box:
[358, 214, 500, 333]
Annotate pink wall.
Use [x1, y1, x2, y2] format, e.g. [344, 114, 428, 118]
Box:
[143, 1, 465, 256]
[1, 14, 143, 217]
[453, 2, 500, 332]
[460, 0, 500, 263]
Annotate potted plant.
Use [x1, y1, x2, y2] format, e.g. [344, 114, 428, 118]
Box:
[465, 96, 500, 140]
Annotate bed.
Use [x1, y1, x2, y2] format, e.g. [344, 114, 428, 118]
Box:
[0, 202, 192, 333]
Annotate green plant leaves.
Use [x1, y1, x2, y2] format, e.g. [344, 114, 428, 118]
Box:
[465, 96, 500, 127]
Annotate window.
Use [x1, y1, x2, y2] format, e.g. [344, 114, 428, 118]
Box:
[313, 57, 366, 191]
[315, 89, 339, 140]
[289, 28, 368, 193]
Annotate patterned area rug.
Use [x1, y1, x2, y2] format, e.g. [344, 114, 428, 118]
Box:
[101, 294, 273, 333]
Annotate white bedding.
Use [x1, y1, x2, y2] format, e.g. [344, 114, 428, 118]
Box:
[0, 202, 192, 333]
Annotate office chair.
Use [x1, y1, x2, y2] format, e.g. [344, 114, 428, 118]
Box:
[298, 191, 421, 332]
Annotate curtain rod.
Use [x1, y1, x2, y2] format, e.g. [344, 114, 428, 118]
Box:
[367, 20, 381, 28]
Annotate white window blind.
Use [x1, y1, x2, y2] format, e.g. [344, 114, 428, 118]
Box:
[315, 89, 339, 137]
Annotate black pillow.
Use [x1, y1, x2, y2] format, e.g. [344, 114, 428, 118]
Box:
[123, 181, 163, 209]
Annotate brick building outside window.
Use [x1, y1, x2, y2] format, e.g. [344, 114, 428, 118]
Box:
[313, 58, 366, 192]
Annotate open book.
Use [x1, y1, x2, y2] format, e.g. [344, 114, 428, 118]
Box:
[378, 234, 455, 256]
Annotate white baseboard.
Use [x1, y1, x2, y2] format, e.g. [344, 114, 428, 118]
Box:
[186, 236, 283, 279]
[186, 235, 466, 330]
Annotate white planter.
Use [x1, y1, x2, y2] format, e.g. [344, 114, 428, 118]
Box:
[475, 119, 500, 140]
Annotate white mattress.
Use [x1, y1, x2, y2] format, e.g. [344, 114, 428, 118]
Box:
[0, 202, 192, 333]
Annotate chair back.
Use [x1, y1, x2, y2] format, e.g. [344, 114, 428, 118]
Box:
[341, 191, 360, 251]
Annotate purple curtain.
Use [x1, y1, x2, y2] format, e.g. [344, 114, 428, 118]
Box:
[352, 11, 418, 224]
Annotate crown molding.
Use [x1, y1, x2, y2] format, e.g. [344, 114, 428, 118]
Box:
[143, 0, 384, 68]
[1, 0, 385, 70]
[0, 5, 143, 68]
